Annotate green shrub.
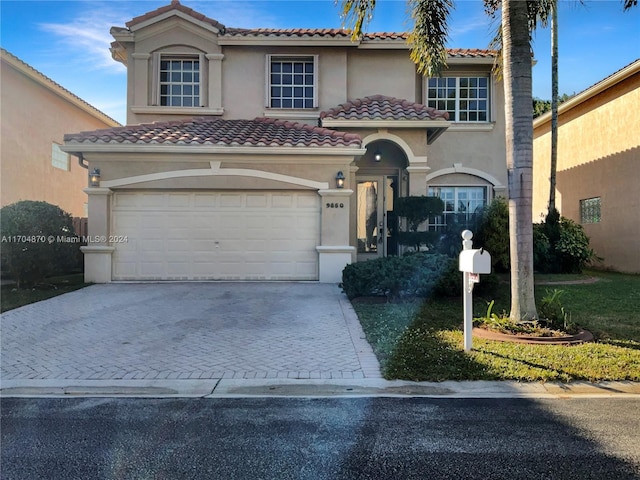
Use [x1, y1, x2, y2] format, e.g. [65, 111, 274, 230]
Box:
[432, 257, 501, 298]
[341, 252, 451, 300]
[0, 201, 80, 288]
[532, 225, 552, 270]
[474, 196, 510, 272]
[395, 196, 443, 251]
[473, 201, 595, 274]
[555, 218, 595, 273]
[535, 211, 595, 273]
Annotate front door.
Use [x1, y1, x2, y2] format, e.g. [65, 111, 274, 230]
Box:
[356, 175, 398, 260]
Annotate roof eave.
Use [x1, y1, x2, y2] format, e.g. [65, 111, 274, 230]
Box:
[60, 143, 366, 156]
[321, 119, 450, 129]
[534, 59, 640, 128]
[446, 57, 496, 65]
[218, 37, 358, 47]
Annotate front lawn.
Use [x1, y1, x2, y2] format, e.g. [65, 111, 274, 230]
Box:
[353, 270, 640, 382]
[1, 274, 89, 313]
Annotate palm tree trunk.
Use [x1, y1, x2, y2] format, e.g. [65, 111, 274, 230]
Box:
[502, 0, 538, 321]
[549, 0, 559, 212]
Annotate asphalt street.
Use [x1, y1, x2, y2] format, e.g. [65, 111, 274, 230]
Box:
[2, 397, 639, 479]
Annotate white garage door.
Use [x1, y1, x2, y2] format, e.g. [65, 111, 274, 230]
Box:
[111, 191, 320, 281]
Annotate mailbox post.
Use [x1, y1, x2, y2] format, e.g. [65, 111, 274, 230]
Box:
[459, 230, 491, 352]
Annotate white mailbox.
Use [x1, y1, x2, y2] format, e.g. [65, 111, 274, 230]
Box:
[459, 249, 492, 274]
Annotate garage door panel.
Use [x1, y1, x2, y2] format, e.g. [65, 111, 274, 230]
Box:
[111, 191, 319, 281]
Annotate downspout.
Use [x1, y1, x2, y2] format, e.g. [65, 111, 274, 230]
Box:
[77, 153, 88, 169]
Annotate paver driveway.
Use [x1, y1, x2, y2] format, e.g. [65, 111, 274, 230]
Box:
[1, 283, 380, 382]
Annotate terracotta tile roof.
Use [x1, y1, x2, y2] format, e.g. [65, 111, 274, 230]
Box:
[224, 28, 351, 38]
[320, 95, 449, 121]
[447, 48, 496, 58]
[64, 117, 362, 148]
[127, 0, 225, 31]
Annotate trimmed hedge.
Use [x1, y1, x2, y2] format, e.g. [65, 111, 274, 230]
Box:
[341, 252, 451, 300]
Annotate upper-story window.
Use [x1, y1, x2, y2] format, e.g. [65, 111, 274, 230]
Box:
[267, 55, 317, 109]
[426, 76, 489, 122]
[159, 56, 201, 107]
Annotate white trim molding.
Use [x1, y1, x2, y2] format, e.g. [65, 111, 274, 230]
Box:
[61, 143, 366, 157]
[130, 106, 224, 116]
[426, 164, 505, 191]
[322, 120, 450, 129]
[100, 161, 330, 190]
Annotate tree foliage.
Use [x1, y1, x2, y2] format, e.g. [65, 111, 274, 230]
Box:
[533, 93, 574, 118]
[0, 201, 80, 288]
[395, 196, 444, 251]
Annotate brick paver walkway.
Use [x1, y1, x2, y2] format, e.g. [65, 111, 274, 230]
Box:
[1, 283, 381, 382]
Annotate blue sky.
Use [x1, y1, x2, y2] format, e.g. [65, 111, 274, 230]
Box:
[1, 0, 638, 124]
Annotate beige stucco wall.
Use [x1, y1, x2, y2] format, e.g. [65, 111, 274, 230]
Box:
[346, 50, 417, 101]
[425, 69, 507, 197]
[532, 69, 640, 272]
[1, 54, 117, 217]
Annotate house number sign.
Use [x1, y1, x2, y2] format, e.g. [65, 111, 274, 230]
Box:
[326, 203, 344, 208]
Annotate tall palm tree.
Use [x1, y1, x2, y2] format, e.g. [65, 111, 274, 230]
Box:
[549, 0, 558, 214]
[501, 0, 537, 320]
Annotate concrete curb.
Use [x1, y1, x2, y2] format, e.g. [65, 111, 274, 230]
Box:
[2, 379, 639, 399]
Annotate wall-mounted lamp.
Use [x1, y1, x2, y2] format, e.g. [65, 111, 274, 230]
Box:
[89, 168, 101, 187]
[374, 150, 382, 162]
[335, 171, 345, 189]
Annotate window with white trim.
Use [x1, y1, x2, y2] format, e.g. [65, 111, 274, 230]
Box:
[159, 57, 200, 107]
[428, 186, 488, 230]
[580, 197, 601, 224]
[426, 76, 489, 122]
[52, 143, 70, 171]
[267, 55, 317, 109]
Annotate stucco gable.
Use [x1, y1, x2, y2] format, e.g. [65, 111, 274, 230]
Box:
[126, 0, 226, 32]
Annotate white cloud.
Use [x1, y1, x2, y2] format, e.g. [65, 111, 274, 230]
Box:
[38, 2, 130, 74]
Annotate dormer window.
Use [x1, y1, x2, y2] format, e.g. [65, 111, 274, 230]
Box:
[159, 56, 201, 107]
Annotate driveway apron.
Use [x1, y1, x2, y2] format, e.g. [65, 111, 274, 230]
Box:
[1, 283, 381, 382]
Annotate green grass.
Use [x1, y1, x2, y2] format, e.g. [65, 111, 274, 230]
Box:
[1, 274, 89, 313]
[353, 270, 640, 382]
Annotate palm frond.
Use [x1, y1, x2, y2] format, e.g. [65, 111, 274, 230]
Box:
[407, 0, 453, 76]
[489, 27, 503, 81]
[338, 0, 377, 41]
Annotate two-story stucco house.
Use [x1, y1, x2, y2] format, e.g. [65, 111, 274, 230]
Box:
[63, 0, 507, 284]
